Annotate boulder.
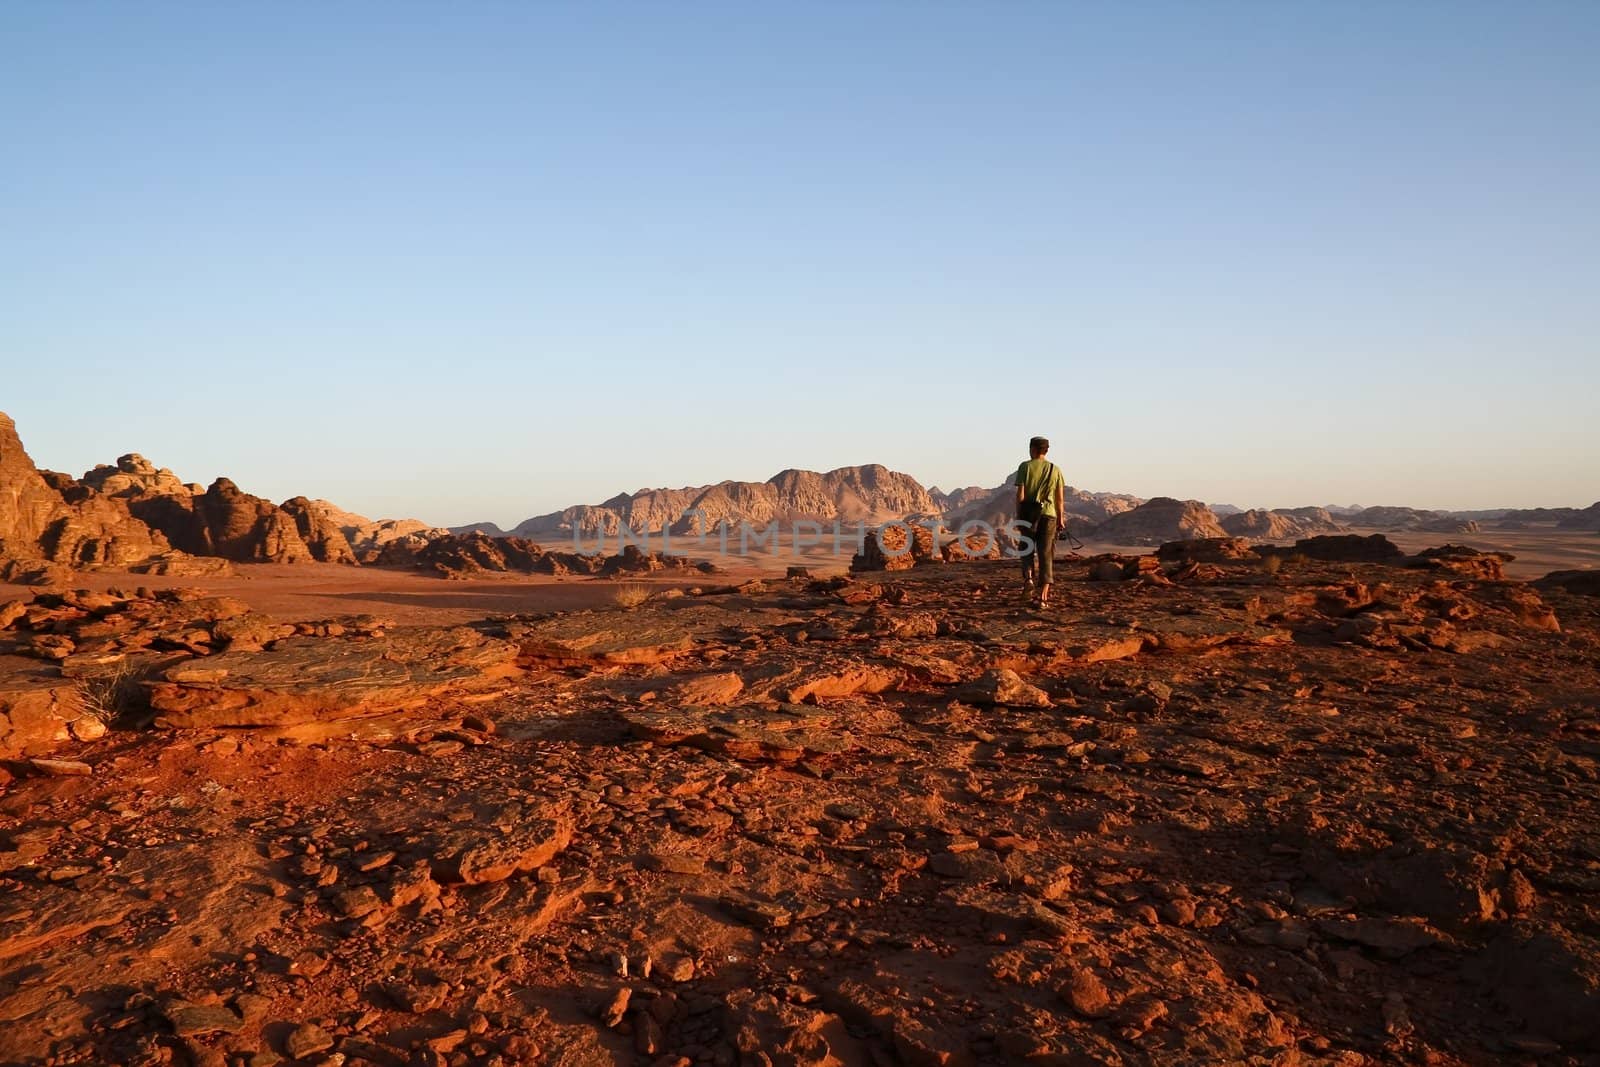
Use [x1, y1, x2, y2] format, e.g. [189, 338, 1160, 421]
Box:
[624, 703, 867, 761]
[952, 668, 1051, 707]
[850, 524, 939, 573]
[428, 810, 573, 884]
[1156, 538, 1258, 563]
[1407, 544, 1514, 581]
[0, 659, 92, 759]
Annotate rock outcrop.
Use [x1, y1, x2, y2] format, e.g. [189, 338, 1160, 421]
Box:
[0, 415, 171, 570]
[280, 497, 358, 564]
[1, 412, 444, 575]
[78, 453, 192, 501]
[849, 523, 1004, 573]
[161, 479, 313, 563]
[1261, 533, 1407, 563]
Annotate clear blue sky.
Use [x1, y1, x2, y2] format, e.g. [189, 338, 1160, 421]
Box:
[3, 2, 1596, 526]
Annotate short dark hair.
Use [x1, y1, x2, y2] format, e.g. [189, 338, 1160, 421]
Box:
[1029, 436, 1049, 453]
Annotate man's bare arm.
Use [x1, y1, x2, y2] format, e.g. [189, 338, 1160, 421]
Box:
[1055, 481, 1066, 523]
[1016, 482, 1026, 515]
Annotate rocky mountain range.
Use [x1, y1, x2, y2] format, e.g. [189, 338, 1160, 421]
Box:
[505, 465, 940, 539]
[4, 409, 1596, 583]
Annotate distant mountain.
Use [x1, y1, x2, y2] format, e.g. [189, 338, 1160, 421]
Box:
[510, 465, 939, 539]
[1495, 503, 1600, 530]
[491, 465, 1392, 546]
[938, 481, 1143, 532]
[1344, 506, 1479, 534]
[1093, 497, 1228, 544]
[1222, 509, 1345, 540]
[927, 485, 1000, 513]
[450, 521, 508, 537]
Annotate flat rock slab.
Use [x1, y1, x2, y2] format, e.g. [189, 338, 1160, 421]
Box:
[1137, 615, 1292, 651]
[0, 656, 89, 759]
[428, 809, 574, 884]
[1062, 633, 1150, 663]
[511, 612, 705, 666]
[1316, 917, 1445, 958]
[661, 671, 745, 706]
[778, 662, 902, 703]
[146, 627, 519, 729]
[625, 703, 866, 760]
[0, 884, 130, 963]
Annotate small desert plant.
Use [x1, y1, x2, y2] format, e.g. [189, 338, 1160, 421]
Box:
[612, 583, 651, 609]
[75, 660, 144, 726]
[1261, 554, 1284, 576]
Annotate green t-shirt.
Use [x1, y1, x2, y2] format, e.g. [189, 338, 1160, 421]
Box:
[1015, 458, 1064, 518]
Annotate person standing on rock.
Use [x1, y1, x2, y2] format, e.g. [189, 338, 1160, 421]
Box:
[1015, 436, 1066, 607]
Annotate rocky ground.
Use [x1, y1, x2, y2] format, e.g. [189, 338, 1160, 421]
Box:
[3, 543, 1600, 1066]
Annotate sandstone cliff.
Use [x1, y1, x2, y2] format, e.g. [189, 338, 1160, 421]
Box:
[0, 415, 170, 568]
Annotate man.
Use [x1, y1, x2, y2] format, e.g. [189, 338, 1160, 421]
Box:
[1014, 435, 1066, 607]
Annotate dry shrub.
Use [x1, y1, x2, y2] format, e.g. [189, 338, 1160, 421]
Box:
[613, 583, 651, 609]
[75, 660, 143, 725]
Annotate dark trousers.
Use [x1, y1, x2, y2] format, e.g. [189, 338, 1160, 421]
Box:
[1022, 516, 1057, 587]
